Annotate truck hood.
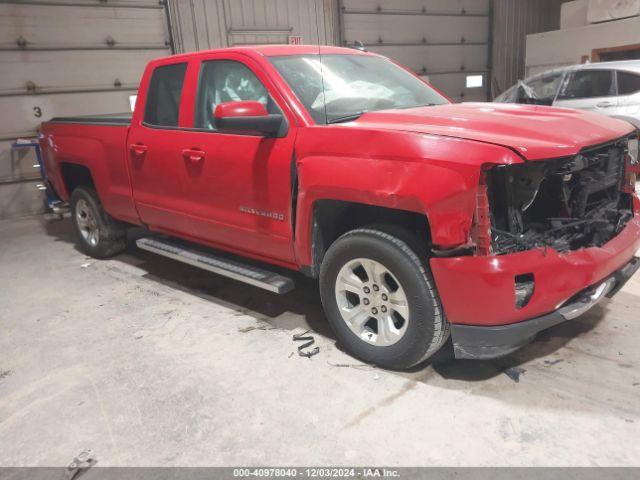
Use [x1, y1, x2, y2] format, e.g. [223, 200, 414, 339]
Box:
[351, 103, 635, 161]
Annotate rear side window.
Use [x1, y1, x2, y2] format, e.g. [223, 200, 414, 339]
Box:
[144, 63, 187, 127]
[618, 71, 640, 95]
[557, 70, 615, 100]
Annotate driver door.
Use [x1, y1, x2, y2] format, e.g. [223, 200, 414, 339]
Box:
[178, 53, 297, 264]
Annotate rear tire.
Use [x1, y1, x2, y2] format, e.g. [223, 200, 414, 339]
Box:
[319, 228, 449, 370]
[70, 187, 126, 258]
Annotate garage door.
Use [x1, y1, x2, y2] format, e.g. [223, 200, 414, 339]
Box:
[0, 0, 172, 218]
[339, 0, 491, 102]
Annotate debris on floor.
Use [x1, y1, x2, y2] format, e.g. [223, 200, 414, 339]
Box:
[0, 370, 13, 381]
[293, 330, 319, 358]
[503, 366, 526, 383]
[543, 359, 564, 367]
[238, 324, 276, 333]
[327, 361, 376, 371]
[63, 449, 96, 480]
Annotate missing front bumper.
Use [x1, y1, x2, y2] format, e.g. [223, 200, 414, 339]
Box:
[450, 256, 640, 360]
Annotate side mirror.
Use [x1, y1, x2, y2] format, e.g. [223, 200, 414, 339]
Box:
[213, 101, 285, 137]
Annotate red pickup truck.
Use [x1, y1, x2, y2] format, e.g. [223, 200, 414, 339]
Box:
[40, 45, 640, 369]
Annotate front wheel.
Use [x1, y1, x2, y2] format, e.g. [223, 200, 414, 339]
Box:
[319, 228, 449, 370]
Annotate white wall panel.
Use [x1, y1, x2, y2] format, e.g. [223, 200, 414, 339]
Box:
[526, 15, 640, 74]
[0, 4, 169, 49]
[168, 0, 338, 51]
[370, 44, 487, 73]
[0, 50, 159, 94]
[0, 179, 45, 219]
[0, 91, 134, 141]
[0, 0, 171, 218]
[0, 140, 40, 183]
[343, 0, 488, 15]
[342, 14, 488, 45]
[340, 0, 490, 100]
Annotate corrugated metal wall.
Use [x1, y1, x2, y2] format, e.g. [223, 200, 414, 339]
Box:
[167, 0, 339, 52]
[339, 0, 492, 102]
[0, 0, 172, 219]
[0, 0, 568, 219]
[491, 0, 564, 98]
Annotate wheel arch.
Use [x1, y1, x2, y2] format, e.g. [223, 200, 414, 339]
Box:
[60, 162, 96, 197]
[300, 199, 432, 277]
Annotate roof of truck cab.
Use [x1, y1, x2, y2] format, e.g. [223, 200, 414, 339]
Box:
[151, 45, 374, 65]
[231, 45, 373, 57]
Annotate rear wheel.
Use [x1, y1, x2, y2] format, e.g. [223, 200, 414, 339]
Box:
[320, 228, 449, 370]
[70, 187, 126, 258]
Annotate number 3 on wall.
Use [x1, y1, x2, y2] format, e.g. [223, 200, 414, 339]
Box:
[33, 106, 42, 118]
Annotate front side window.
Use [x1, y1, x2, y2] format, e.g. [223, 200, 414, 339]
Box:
[270, 54, 448, 124]
[195, 60, 274, 130]
[557, 70, 615, 100]
[144, 63, 187, 127]
[617, 71, 640, 95]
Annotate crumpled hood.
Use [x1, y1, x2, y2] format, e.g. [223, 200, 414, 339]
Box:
[351, 103, 635, 160]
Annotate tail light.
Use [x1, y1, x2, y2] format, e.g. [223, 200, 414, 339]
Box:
[622, 137, 639, 194]
[472, 168, 492, 256]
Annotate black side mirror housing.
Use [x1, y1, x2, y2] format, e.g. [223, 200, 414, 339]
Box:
[213, 101, 287, 137]
[216, 114, 285, 137]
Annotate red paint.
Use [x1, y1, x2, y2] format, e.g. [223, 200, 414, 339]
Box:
[39, 45, 640, 328]
[431, 215, 640, 326]
[214, 100, 268, 118]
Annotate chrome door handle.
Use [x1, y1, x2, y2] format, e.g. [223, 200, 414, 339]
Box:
[129, 143, 148, 156]
[182, 148, 205, 163]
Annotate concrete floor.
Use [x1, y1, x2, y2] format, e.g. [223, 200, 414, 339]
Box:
[1, 215, 640, 467]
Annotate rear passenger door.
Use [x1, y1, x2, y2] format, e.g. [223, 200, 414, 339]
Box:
[127, 61, 192, 234]
[555, 69, 618, 113]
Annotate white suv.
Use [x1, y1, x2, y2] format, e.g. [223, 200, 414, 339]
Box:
[494, 60, 640, 128]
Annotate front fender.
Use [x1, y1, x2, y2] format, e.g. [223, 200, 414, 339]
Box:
[293, 127, 523, 266]
[611, 115, 640, 130]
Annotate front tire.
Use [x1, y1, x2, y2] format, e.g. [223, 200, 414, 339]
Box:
[319, 228, 449, 370]
[70, 186, 126, 258]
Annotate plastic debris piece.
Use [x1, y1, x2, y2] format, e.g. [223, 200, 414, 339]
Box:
[293, 330, 319, 358]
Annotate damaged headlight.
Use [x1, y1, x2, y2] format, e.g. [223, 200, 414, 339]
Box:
[628, 137, 638, 165]
[515, 273, 535, 309]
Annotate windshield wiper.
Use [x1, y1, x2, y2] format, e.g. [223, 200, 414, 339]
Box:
[327, 112, 367, 124]
[327, 103, 440, 124]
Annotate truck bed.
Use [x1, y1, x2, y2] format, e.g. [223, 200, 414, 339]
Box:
[39, 115, 139, 224]
[48, 112, 132, 126]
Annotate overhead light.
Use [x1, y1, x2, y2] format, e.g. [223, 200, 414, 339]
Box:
[466, 75, 483, 89]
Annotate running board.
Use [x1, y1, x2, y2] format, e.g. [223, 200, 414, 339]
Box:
[136, 237, 295, 294]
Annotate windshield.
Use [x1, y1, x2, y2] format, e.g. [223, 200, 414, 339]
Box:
[270, 54, 448, 124]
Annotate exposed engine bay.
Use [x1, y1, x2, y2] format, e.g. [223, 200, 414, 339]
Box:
[488, 136, 635, 254]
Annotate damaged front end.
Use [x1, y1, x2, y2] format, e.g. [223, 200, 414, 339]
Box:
[485, 135, 638, 255]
